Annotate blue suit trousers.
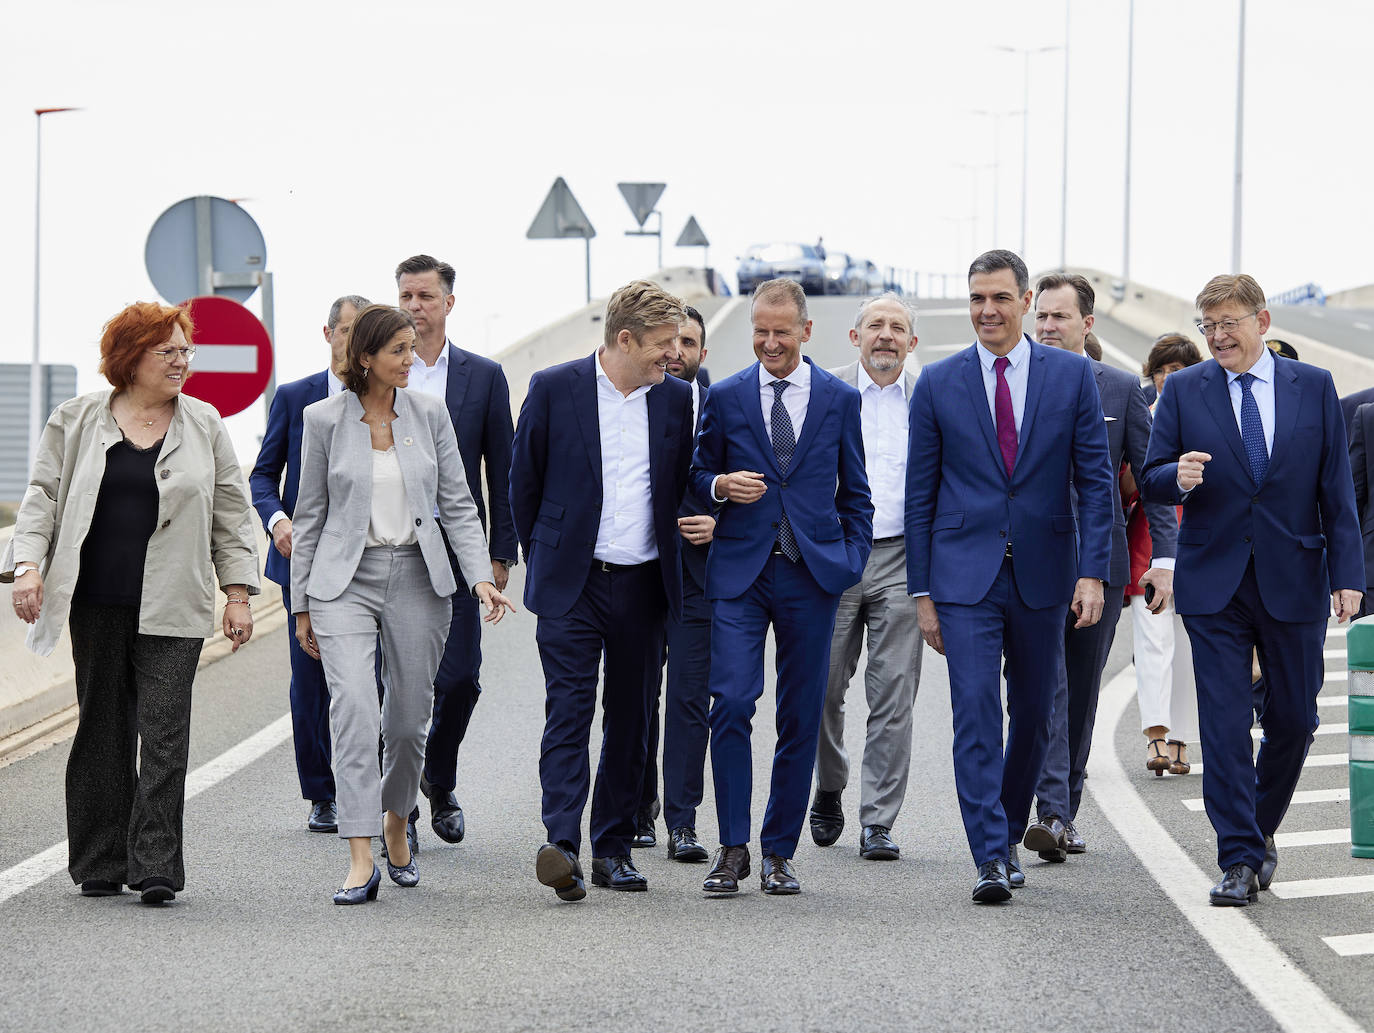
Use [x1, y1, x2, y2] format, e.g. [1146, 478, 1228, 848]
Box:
[282, 587, 334, 802]
[423, 531, 482, 794]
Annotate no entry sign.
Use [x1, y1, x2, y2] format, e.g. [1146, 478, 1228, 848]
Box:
[181, 295, 273, 417]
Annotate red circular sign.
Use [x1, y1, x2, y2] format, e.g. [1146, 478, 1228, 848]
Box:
[179, 295, 274, 417]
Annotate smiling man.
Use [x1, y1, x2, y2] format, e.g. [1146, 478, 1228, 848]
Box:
[905, 250, 1113, 903]
[1141, 273, 1363, 906]
[511, 280, 694, 901]
[689, 277, 872, 895]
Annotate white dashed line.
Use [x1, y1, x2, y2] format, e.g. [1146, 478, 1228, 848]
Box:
[1276, 827, 1351, 848]
[1270, 875, 1374, 899]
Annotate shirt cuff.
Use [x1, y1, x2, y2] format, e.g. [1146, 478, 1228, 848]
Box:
[910, 591, 931, 598]
[1148, 557, 1176, 571]
[267, 510, 288, 533]
[1174, 477, 1193, 499]
[712, 475, 728, 504]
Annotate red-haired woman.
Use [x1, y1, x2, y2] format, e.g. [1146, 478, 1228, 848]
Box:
[2, 301, 260, 905]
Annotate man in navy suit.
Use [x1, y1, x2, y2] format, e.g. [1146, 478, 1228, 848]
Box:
[1141, 273, 1363, 906]
[251, 293, 370, 833]
[689, 277, 873, 896]
[395, 255, 518, 845]
[634, 305, 715, 862]
[905, 250, 1113, 903]
[1021, 274, 1178, 862]
[510, 280, 694, 901]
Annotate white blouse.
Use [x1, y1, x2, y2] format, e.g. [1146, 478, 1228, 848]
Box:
[366, 447, 418, 547]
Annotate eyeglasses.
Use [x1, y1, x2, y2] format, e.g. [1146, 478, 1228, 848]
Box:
[150, 346, 196, 363]
[1195, 312, 1258, 338]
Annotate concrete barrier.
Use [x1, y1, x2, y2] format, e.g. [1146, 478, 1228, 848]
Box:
[1328, 284, 1374, 309]
[1347, 617, 1374, 858]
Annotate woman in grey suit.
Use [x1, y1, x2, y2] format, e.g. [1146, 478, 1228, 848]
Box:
[290, 305, 513, 904]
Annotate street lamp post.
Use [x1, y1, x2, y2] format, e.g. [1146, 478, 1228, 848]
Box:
[969, 110, 1022, 244]
[997, 44, 1061, 261]
[31, 107, 79, 468]
[955, 163, 994, 253]
[1123, 0, 1135, 287]
[1060, 0, 1072, 271]
[1232, 0, 1247, 272]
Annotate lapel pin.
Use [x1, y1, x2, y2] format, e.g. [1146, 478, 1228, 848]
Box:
[403, 436, 414, 446]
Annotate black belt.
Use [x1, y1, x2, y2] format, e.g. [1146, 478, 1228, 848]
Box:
[592, 559, 655, 573]
[769, 544, 798, 561]
[874, 535, 903, 546]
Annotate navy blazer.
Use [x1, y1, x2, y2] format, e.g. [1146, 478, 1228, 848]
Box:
[510, 354, 694, 620]
[679, 382, 711, 590]
[689, 358, 873, 600]
[250, 371, 330, 588]
[1141, 356, 1364, 621]
[905, 339, 1114, 609]
[442, 342, 518, 565]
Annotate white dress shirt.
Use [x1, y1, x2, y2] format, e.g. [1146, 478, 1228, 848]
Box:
[409, 340, 450, 400]
[594, 349, 657, 564]
[267, 368, 347, 534]
[690, 377, 701, 430]
[975, 335, 1031, 433]
[1225, 344, 1276, 456]
[857, 364, 909, 539]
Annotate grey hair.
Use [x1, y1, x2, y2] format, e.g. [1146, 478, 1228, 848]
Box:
[327, 295, 371, 330]
[854, 291, 917, 331]
[751, 278, 809, 325]
[967, 249, 1029, 295]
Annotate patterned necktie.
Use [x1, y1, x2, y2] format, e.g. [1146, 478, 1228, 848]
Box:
[1238, 372, 1268, 483]
[770, 380, 800, 561]
[993, 356, 1017, 477]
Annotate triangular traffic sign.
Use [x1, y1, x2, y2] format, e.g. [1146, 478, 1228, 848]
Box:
[676, 215, 709, 248]
[527, 177, 596, 239]
[617, 182, 666, 227]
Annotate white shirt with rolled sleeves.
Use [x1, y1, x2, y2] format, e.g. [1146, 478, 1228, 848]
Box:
[594, 350, 656, 565]
[857, 364, 909, 539]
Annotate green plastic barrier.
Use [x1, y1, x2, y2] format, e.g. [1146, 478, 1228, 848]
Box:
[1346, 617, 1374, 859]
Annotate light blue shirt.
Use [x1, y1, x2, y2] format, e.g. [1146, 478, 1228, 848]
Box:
[1225, 344, 1275, 456]
[975, 335, 1031, 433]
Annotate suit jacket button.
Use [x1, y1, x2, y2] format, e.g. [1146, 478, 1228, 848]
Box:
[160, 519, 171, 529]
[771, 522, 779, 529]
[999, 529, 1007, 537]
[415, 518, 423, 526]
[1008, 490, 1016, 499]
[160, 469, 171, 479]
[1243, 535, 1251, 543]
[780, 481, 788, 488]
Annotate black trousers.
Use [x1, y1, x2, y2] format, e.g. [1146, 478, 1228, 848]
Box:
[67, 602, 203, 890]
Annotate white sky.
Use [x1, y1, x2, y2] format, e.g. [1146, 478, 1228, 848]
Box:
[2, 0, 1371, 453]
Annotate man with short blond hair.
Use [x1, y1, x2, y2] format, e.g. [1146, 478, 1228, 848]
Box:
[512, 280, 694, 901]
[1142, 272, 1363, 906]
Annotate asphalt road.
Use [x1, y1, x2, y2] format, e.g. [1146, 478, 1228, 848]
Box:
[0, 295, 1369, 1033]
[1271, 304, 1374, 363]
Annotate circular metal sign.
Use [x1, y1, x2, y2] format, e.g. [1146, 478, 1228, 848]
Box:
[145, 196, 266, 304]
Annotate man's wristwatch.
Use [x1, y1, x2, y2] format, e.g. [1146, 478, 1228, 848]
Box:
[14, 563, 37, 577]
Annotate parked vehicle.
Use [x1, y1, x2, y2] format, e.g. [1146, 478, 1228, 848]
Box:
[823, 251, 866, 295]
[737, 243, 828, 296]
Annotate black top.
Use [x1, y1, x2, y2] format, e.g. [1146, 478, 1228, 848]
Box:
[73, 436, 163, 607]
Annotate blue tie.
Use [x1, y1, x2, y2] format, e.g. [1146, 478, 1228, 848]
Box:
[770, 381, 800, 562]
[1238, 372, 1268, 483]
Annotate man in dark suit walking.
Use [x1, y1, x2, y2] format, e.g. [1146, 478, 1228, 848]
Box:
[1020, 273, 1178, 862]
[251, 294, 369, 833]
[511, 280, 694, 901]
[634, 305, 715, 862]
[906, 250, 1114, 903]
[395, 255, 518, 845]
[1142, 273, 1363, 906]
[1348, 402, 1374, 617]
[690, 277, 873, 896]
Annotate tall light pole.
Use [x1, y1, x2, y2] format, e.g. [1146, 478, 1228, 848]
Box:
[955, 162, 994, 253]
[1123, 0, 1135, 286]
[1059, 0, 1072, 271]
[998, 44, 1061, 261]
[1232, 0, 1247, 272]
[31, 107, 79, 468]
[969, 110, 1021, 243]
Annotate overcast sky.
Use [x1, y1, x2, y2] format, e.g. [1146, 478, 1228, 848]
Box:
[2, 0, 1370, 453]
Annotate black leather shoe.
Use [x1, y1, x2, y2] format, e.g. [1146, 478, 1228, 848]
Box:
[703, 845, 751, 894]
[1209, 863, 1259, 906]
[761, 854, 800, 894]
[420, 776, 465, 844]
[381, 815, 420, 861]
[809, 789, 844, 846]
[1062, 819, 1086, 854]
[859, 825, 900, 860]
[972, 860, 1012, 903]
[591, 855, 648, 891]
[1259, 836, 1278, 890]
[307, 800, 338, 833]
[536, 842, 586, 902]
[631, 809, 657, 849]
[1024, 814, 1067, 863]
[137, 877, 176, 905]
[1007, 845, 1025, 888]
[667, 826, 709, 862]
[80, 880, 123, 897]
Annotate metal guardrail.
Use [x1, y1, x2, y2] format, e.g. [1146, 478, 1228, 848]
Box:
[1268, 282, 1327, 307]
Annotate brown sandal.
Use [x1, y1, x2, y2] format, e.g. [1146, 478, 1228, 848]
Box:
[1147, 738, 1170, 776]
[1167, 739, 1191, 775]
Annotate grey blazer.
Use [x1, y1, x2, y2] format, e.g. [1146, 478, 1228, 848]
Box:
[291, 388, 491, 607]
[827, 359, 918, 397]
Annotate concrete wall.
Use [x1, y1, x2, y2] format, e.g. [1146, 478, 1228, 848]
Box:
[1328, 284, 1374, 309]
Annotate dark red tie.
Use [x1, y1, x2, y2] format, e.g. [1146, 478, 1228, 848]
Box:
[994, 355, 1017, 477]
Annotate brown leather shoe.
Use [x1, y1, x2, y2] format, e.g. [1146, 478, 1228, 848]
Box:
[760, 854, 800, 895]
[703, 845, 751, 894]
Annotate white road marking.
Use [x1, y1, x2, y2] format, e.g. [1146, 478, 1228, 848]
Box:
[1276, 828, 1350, 848]
[1254, 723, 1346, 738]
[1089, 670, 1366, 1032]
[0, 714, 292, 905]
[1353, 321, 1371, 332]
[1324, 933, 1374, 956]
[1328, 626, 1350, 638]
[1270, 875, 1374, 899]
[703, 297, 743, 340]
[1319, 696, 1349, 707]
[1192, 752, 1348, 776]
[1326, 671, 1352, 683]
[1184, 787, 1348, 812]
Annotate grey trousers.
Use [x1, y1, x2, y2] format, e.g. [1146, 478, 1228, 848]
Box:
[309, 546, 450, 839]
[815, 537, 924, 829]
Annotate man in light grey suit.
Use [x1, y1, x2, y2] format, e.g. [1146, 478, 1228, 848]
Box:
[1019, 273, 1178, 865]
[811, 293, 925, 860]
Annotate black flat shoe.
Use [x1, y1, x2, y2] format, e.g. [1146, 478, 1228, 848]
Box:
[137, 877, 176, 906]
[972, 860, 1012, 903]
[760, 854, 800, 895]
[1210, 863, 1259, 906]
[591, 855, 648, 891]
[421, 775, 465, 844]
[307, 800, 338, 833]
[630, 809, 657, 849]
[809, 789, 844, 847]
[859, 825, 900, 860]
[1006, 845, 1025, 889]
[536, 842, 586, 902]
[1259, 835, 1278, 889]
[333, 865, 381, 905]
[703, 845, 751, 894]
[667, 826, 709, 862]
[80, 880, 123, 897]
